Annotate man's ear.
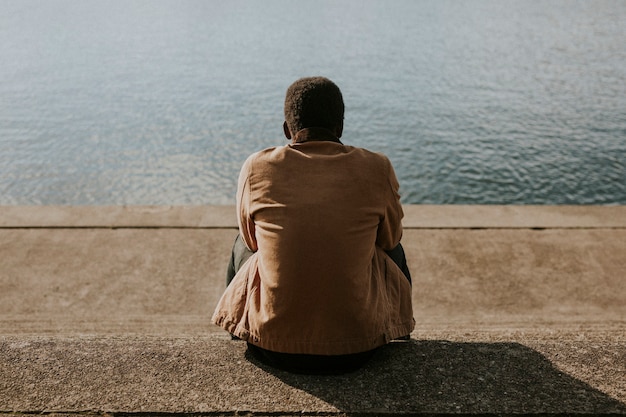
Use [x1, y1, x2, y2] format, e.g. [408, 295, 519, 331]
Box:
[283, 121, 292, 140]
[335, 120, 344, 138]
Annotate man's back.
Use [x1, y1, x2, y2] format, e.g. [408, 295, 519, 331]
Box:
[241, 139, 402, 293]
[214, 128, 413, 355]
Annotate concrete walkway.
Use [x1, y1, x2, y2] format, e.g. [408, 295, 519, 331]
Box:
[1, 205, 625, 416]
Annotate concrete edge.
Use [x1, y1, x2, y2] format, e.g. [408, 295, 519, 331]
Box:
[0, 205, 625, 229]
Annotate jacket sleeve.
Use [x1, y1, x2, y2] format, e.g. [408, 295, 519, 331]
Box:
[376, 156, 404, 251]
[237, 155, 258, 252]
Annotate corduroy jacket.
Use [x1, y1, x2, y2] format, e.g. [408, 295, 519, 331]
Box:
[212, 128, 414, 355]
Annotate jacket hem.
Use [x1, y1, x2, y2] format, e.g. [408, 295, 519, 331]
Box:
[213, 313, 415, 355]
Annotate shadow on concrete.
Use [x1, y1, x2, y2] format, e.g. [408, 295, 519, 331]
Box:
[246, 339, 626, 415]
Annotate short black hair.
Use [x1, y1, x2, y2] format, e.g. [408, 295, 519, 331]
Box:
[284, 77, 344, 134]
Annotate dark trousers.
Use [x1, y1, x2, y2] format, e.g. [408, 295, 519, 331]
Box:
[224, 234, 412, 374]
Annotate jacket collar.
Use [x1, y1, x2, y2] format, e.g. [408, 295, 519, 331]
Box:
[293, 127, 342, 144]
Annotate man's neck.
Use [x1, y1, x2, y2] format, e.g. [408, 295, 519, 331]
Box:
[292, 127, 342, 144]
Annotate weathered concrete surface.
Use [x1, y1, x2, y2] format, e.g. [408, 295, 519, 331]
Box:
[1, 226, 624, 334]
[1, 334, 624, 415]
[402, 204, 626, 228]
[0, 205, 236, 228]
[0, 227, 233, 335]
[0, 205, 625, 415]
[2, 204, 626, 228]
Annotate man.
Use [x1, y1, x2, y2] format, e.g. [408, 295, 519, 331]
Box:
[212, 77, 414, 374]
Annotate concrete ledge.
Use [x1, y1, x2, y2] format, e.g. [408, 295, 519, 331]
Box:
[0, 205, 236, 228]
[1, 205, 625, 415]
[1, 205, 625, 228]
[1, 334, 625, 415]
[402, 204, 626, 228]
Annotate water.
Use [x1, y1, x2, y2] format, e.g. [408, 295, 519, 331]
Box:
[1, 0, 625, 205]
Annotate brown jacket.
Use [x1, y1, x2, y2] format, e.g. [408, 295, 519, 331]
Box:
[212, 128, 414, 355]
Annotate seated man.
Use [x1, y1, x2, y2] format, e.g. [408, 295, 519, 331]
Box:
[212, 77, 414, 374]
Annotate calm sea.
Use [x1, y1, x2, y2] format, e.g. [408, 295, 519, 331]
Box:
[1, 0, 625, 205]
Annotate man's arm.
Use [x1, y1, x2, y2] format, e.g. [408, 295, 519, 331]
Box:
[237, 155, 258, 252]
[376, 156, 404, 251]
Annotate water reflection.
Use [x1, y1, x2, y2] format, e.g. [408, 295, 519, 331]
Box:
[0, 0, 624, 205]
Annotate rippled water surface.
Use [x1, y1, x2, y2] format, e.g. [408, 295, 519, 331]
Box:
[1, 0, 625, 205]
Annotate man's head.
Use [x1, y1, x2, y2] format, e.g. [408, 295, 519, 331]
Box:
[283, 76, 344, 139]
